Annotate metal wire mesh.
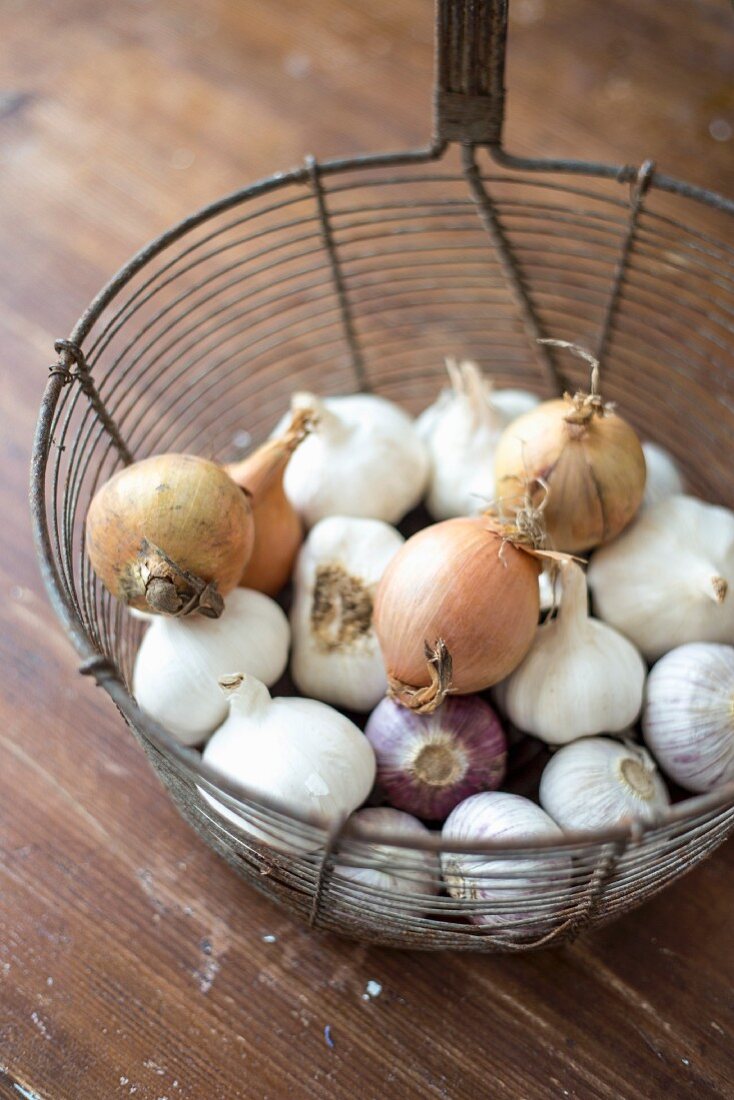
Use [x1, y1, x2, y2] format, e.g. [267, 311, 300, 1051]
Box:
[30, 141, 734, 951]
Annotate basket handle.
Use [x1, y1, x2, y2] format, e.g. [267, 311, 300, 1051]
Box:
[434, 0, 508, 146]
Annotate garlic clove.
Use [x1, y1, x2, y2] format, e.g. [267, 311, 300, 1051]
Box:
[642, 642, 734, 793]
[539, 737, 670, 831]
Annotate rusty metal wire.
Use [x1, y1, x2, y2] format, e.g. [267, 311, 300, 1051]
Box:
[30, 0, 734, 951]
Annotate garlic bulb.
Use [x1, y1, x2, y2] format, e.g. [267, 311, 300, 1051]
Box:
[588, 495, 734, 661]
[334, 807, 440, 911]
[133, 588, 289, 745]
[364, 694, 507, 820]
[643, 643, 734, 792]
[290, 517, 404, 712]
[416, 359, 539, 520]
[501, 561, 646, 744]
[201, 675, 376, 855]
[280, 392, 429, 528]
[641, 441, 685, 511]
[441, 792, 571, 932]
[539, 738, 669, 831]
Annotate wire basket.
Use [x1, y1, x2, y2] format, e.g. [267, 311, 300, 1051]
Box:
[31, 0, 734, 951]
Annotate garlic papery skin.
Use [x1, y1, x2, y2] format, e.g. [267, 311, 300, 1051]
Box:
[642, 643, 734, 793]
[334, 807, 440, 913]
[280, 392, 429, 528]
[641, 442, 686, 511]
[416, 360, 539, 520]
[501, 561, 646, 744]
[588, 495, 734, 661]
[201, 675, 376, 855]
[290, 517, 404, 712]
[441, 792, 571, 933]
[133, 588, 289, 745]
[539, 738, 670, 831]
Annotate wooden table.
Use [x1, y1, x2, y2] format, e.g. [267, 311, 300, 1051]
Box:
[2, 1, 733, 1097]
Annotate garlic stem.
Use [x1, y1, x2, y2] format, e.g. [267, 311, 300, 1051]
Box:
[447, 358, 505, 435]
[555, 561, 588, 636]
[218, 673, 271, 715]
[292, 392, 344, 441]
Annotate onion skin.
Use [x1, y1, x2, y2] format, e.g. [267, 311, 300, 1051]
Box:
[494, 397, 646, 553]
[373, 516, 540, 712]
[365, 694, 507, 821]
[226, 411, 313, 597]
[86, 453, 253, 617]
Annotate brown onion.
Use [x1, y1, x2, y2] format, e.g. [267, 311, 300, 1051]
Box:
[373, 515, 540, 714]
[494, 341, 646, 554]
[86, 453, 253, 618]
[226, 409, 314, 597]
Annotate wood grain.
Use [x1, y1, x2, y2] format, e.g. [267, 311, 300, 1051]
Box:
[1, 1, 733, 1097]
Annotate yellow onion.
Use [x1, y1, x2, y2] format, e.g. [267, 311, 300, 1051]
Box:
[226, 409, 314, 597]
[494, 342, 646, 554]
[373, 515, 541, 714]
[86, 453, 253, 618]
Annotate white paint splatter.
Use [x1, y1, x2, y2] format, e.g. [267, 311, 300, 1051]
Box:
[46, 977, 53, 987]
[284, 52, 311, 79]
[262, 934, 277, 943]
[362, 980, 382, 1000]
[30, 1011, 51, 1040]
[143, 1060, 166, 1075]
[197, 955, 220, 995]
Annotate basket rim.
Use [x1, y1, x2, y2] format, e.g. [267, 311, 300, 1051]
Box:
[30, 143, 734, 856]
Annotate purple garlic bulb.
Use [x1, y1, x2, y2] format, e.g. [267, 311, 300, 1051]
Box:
[364, 694, 507, 821]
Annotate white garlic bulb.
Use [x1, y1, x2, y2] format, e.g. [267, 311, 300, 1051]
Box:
[539, 737, 669, 831]
[641, 441, 686, 511]
[280, 392, 429, 528]
[335, 807, 440, 911]
[588, 495, 734, 661]
[500, 561, 646, 744]
[416, 359, 539, 520]
[643, 643, 734, 792]
[201, 675, 376, 854]
[290, 516, 404, 712]
[441, 792, 571, 933]
[133, 588, 289, 745]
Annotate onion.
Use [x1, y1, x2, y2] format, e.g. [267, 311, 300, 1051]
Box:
[86, 453, 253, 618]
[365, 695, 507, 820]
[494, 342, 646, 553]
[226, 409, 313, 597]
[373, 515, 540, 713]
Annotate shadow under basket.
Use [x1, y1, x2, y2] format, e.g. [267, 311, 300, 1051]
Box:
[31, 0, 734, 951]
